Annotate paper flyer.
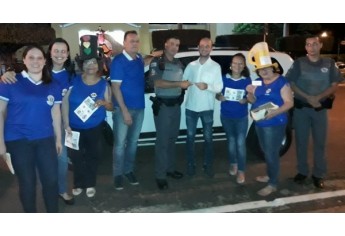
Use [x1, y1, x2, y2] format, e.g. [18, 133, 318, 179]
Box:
[224, 87, 245, 102]
[64, 130, 80, 150]
[3, 153, 15, 175]
[74, 96, 98, 122]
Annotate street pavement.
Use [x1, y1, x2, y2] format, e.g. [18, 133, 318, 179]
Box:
[2, 87, 345, 213]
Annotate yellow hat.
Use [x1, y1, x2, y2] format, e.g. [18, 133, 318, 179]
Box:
[247, 42, 278, 71]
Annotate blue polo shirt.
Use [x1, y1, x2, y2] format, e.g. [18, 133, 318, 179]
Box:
[110, 51, 145, 109]
[220, 74, 251, 119]
[0, 71, 62, 141]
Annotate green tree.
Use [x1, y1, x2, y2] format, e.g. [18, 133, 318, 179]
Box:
[233, 23, 283, 36]
[233, 23, 263, 34]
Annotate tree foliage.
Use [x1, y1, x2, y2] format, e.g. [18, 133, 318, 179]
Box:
[232, 23, 283, 36]
[233, 23, 263, 34]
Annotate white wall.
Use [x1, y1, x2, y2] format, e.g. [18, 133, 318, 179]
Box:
[209, 23, 236, 42]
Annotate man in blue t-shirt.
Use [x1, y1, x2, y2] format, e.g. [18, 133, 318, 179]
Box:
[110, 30, 145, 190]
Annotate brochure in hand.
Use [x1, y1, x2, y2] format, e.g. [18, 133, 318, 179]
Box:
[251, 102, 278, 121]
[3, 153, 15, 174]
[65, 130, 80, 150]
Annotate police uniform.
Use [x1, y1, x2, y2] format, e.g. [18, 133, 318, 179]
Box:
[149, 55, 184, 181]
[286, 57, 343, 181]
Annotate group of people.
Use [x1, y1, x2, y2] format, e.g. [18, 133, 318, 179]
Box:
[0, 34, 114, 212]
[220, 35, 342, 196]
[0, 31, 342, 212]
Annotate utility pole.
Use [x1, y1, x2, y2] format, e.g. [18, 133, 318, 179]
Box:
[263, 23, 269, 42]
[283, 23, 290, 37]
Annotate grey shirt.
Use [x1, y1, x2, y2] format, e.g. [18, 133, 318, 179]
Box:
[285, 56, 342, 101]
[149, 55, 184, 98]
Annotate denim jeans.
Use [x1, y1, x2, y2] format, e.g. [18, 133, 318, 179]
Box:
[6, 137, 58, 213]
[185, 109, 214, 169]
[293, 107, 328, 178]
[58, 129, 68, 194]
[221, 115, 248, 172]
[113, 109, 144, 177]
[255, 125, 286, 187]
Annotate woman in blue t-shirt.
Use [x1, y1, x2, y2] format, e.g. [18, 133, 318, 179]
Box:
[0, 45, 62, 213]
[1, 38, 76, 206]
[216, 53, 251, 184]
[62, 52, 113, 199]
[46, 38, 76, 205]
[247, 64, 293, 197]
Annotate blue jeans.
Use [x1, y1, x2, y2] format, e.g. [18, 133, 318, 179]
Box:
[6, 137, 58, 213]
[221, 115, 248, 172]
[255, 125, 286, 187]
[58, 129, 68, 194]
[112, 109, 144, 177]
[185, 109, 214, 168]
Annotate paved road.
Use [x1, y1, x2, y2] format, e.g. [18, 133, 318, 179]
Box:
[1, 87, 345, 214]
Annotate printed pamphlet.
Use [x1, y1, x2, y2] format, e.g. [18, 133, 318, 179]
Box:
[74, 96, 98, 122]
[251, 102, 278, 121]
[223, 87, 245, 102]
[3, 153, 14, 174]
[65, 130, 80, 150]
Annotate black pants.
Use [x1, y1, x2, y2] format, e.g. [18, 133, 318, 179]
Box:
[7, 137, 58, 213]
[68, 123, 103, 189]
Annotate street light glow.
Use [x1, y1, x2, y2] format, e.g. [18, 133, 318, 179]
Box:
[321, 31, 328, 37]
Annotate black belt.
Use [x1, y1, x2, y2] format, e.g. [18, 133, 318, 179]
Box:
[294, 95, 335, 111]
[157, 97, 180, 106]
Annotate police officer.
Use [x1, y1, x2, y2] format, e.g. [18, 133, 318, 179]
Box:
[149, 36, 192, 190]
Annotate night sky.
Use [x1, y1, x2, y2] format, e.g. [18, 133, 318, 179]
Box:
[321, 23, 345, 39]
[289, 23, 345, 39]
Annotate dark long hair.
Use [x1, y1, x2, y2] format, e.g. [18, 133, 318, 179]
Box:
[22, 45, 52, 84]
[229, 53, 250, 78]
[46, 38, 75, 80]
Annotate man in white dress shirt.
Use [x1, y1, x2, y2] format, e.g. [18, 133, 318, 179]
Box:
[183, 37, 223, 178]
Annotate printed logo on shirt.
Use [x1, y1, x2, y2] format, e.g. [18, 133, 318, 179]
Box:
[90, 93, 97, 99]
[265, 88, 272, 95]
[47, 95, 55, 106]
[62, 88, 68, 97]
[321, 67, 329, 73]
